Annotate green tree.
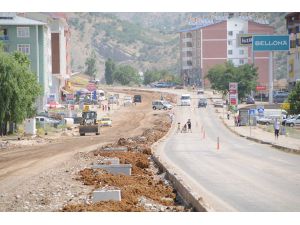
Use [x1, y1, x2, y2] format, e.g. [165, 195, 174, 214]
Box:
[143, 70, 161, 85]
[206, 62, 258, 100]
[287, 82, 300, 115]
[113, 65, 141, 85]
[104, 58, 115, 85]
[85, 51, 97, 80]
[0, 50, 41, 135]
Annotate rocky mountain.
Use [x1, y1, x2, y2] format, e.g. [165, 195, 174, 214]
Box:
[68, 12, 288, 81]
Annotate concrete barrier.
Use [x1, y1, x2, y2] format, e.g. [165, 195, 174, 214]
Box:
[100, 157, 120, 165]
[92, 164, 132, 176]
[92, 189, 121, 203]
[102, 147, 128, 151]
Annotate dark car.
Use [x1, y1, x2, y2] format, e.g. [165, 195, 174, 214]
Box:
[198, 98, 207, 108]
[246, 96, 255, 104]
[133, 95, 142, 103]
[273, 92, 289, 103]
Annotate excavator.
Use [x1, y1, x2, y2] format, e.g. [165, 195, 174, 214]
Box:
[79, 111, 100, 136]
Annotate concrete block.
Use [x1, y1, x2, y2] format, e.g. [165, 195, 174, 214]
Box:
[102, 147, 128, 151]
[101, 157, 120, 165]
[92, 189, 121, 203]
[92, 164, 132, 176]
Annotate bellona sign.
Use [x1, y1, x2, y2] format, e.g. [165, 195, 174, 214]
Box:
[253, 35, 290, 51]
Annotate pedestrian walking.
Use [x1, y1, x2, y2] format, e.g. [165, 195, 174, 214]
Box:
[177, 122, 181, 133]
[187, 119, 192, 133]
[274, 119, 280, 140]
[227, 111, 230, 120]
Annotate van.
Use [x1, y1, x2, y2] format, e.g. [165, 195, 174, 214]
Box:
[152, 100, 172, 110]
[180, 94, 191, 106]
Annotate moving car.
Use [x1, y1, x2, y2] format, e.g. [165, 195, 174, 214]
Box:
[152, 100, 172, 110]
[108, 95, 118, 104]
[36, 116, 61, 127]
[133, 95, 142, 103]
[180, 94, 191, 106]
[198, 98, 207, 108]
[99, 117, 112, 127]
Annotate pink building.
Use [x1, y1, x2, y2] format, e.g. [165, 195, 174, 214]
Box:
[180, 15, 274, 88]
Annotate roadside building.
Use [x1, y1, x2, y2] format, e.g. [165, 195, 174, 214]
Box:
[0, 12, 52, 111]
[285, 12, 300, 89]
[179, 14, 274, 88]
[23, 12, 72, 102]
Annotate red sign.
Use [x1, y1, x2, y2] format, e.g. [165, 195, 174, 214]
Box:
[230, 98, 237, 105]
[86, 83, 96, 91]
[256, 85, 267, 91]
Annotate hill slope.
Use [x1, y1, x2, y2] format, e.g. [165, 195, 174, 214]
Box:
[68, 12, 288, 81]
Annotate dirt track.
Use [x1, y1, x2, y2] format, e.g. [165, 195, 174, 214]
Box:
[0, 89, 171, 211]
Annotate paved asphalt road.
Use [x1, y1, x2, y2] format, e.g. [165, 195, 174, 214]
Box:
[157, 92, 300, 211]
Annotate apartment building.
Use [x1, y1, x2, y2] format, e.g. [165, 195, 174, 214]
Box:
[286, 12, 300, 89]
[179, 15, 274, 88]
[0, 12, 52, 110]
[23, 12, 72, 102]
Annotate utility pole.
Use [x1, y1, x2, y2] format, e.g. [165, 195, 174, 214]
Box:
[269, 51, 273, 104]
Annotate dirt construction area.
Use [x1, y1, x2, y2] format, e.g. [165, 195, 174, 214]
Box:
[0, 89, 187, 212]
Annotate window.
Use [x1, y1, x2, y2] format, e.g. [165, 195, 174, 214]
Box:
[17, 44, 30, 55]
[239, 49, 244, 55]
[17, 27, 30, 38]
[228, 40, 233, 45]
[228, 50, 233, 55]
[186, 32, 192, 38]
[186, 42, 192, 47]
[228, 31, 233, 36]
[239, 59, 244, 65]
[296, 26, 300, 33]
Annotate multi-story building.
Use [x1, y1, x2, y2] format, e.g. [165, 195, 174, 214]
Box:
[0, 12, 52, 110]
[286, 12, 300, 89]
[179, 15, 274, 88]
[23, 12, 72, 102]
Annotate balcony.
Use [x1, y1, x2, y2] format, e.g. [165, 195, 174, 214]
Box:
[182, 65, 193, 70]
[182, 56, 193, 61]
[182, 38, 192, 43]
[0, 35, 9, 41]
[182, 47, 193, 52]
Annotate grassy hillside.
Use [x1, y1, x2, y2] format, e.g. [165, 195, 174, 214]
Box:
[68, 12, 288, 82]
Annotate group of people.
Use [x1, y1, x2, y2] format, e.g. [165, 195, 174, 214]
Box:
[177, 119, 192, 133]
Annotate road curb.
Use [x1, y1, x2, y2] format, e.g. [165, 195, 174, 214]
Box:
[221, 119, 300, 155]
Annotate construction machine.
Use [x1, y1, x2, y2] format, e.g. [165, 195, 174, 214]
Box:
[79, 111, 100, 136]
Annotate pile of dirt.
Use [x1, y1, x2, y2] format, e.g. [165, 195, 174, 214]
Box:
[62, 114, 186, 212]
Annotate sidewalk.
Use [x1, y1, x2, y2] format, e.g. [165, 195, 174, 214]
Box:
[220, 112, 300, 154]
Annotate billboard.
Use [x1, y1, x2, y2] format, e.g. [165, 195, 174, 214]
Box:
[237, 34, 253, 47]
[252, 35, 290, 51]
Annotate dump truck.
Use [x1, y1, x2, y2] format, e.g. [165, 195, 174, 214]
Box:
[79, 111, 100, 136]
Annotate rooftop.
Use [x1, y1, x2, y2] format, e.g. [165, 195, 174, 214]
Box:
[0, 13, 45, 25]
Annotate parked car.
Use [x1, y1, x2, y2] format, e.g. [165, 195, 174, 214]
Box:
[152, 100, 172, 110]
[174, 85, 184, 89]
[197, 89, 204, 95]
[213, 99, 224, 108]
[282, 115, 295, 126]
[257, 117, 273, 125]
[198, 98, 207, 108]
[273, 91, 289, 103]
[99, 117, 112, 127]
[246, 96, 255, 104]
[285, 114, 300, 127]
[133, 95, 142, 103]
[36, 116, 61, 127]
[108, 95, 118, 104]
[123, 96, 133, 105]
